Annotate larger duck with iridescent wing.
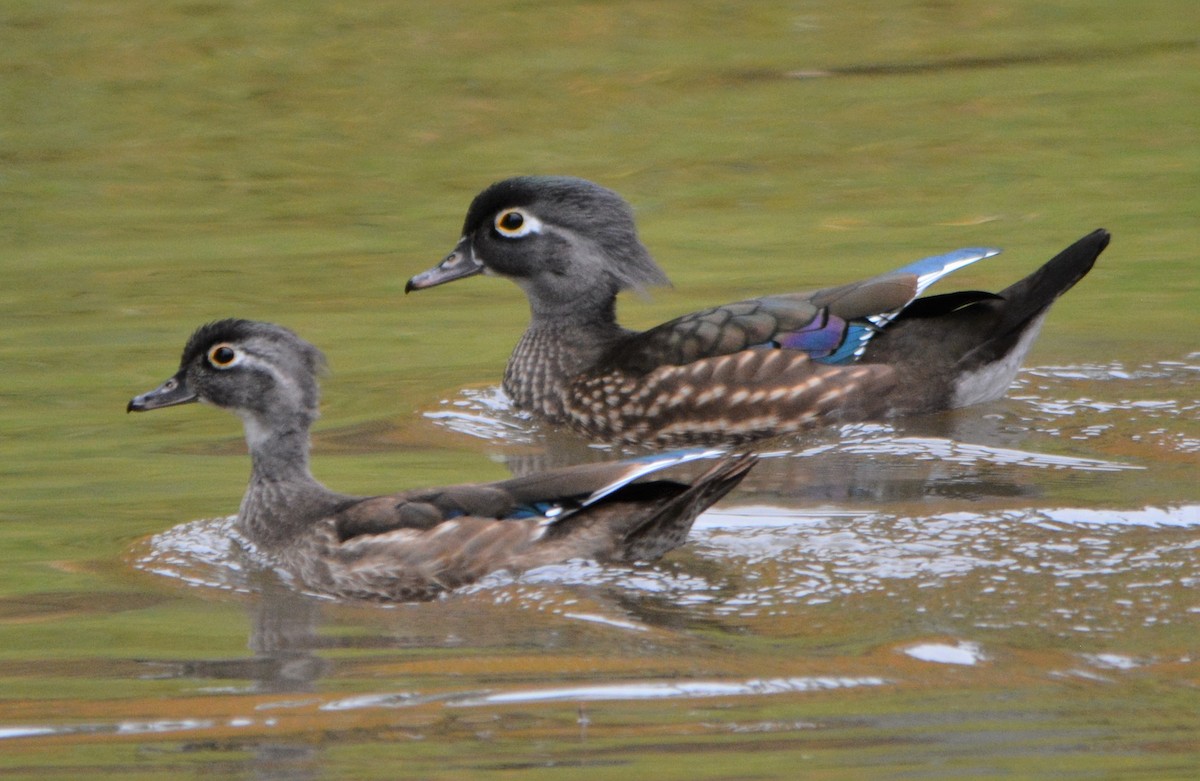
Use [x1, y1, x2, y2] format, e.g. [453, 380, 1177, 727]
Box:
[408, 176, 1108, 447]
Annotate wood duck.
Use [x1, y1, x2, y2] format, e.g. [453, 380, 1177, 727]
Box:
[407, 176, 1109, 447]
[127, 319, 755, 602]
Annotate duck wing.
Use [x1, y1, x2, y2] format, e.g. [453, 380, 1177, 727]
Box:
[330, 449, 726, 540]
[309, 452, 754, 601]
[610, 248, 999, 372]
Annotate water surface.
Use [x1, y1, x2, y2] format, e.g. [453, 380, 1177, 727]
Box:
[2, 1, 1198, 779]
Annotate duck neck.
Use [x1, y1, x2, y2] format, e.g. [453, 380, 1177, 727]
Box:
[246, 420, 316, 481]
[236, 415, 340, 550]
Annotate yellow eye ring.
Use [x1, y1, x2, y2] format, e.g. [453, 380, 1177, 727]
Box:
[493, 208, 541, 238]
[208, 343, 240, 368]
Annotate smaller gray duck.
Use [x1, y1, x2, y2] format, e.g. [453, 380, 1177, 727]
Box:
[407, 176, 1110, 447]
[127, 319, 754, 602]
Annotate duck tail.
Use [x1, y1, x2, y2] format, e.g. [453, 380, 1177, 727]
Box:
[990, 228, 1109, 333]
[616, 452, 757, 562]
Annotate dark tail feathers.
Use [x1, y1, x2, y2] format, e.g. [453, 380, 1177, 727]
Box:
[620, 453, 757, 562]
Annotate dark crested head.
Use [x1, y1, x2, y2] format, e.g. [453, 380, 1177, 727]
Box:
[461, 176, 635, 241]
[129, 319, 326, 426]
[466, 176, 668, 287]
[417, 176, 669, 317]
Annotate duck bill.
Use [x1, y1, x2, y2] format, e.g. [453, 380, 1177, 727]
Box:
[405, 239, 484, 292]
[127, 370, 198, 413]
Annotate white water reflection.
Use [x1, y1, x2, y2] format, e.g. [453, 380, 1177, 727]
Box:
[829, 433, 1138, 472]
[318, 676, 889, 711]
[562, 611, 651, 632]
[903, 641, 986, 666]
[1081, 653, 1142, 670]
[0, 718, 265, 742]
[423, 386, 535, 442]
[133, 515, 258, 594]
[453, 676, 889, 705]
[136, 498, 1200, 635]
[1041, 505, 1200, 526]
[0, 677, 883, 745]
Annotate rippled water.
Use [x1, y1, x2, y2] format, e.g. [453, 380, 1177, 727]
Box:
[137, 357, 1198, 634]
[9, 343, 1194, 776]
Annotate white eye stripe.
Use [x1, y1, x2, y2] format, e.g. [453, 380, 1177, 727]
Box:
[493, 208, 542, 238]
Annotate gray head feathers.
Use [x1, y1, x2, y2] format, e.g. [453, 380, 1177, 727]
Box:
[467, 176, 671, 294]
[183, 319, 327, 422]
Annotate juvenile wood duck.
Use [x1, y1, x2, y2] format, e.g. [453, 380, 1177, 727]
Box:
[407, 176, 1110, 447]
[127, 319, 754, 602]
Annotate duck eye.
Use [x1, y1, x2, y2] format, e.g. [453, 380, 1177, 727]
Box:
[207, 344, 239, 368]
[494, 208, 540, 238]
[497, 210, 524, 232]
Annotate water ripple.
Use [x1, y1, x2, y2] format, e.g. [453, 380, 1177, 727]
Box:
[318, 676, 889, 711]
[423, 386, 535, 443]
[132, 500, 1200, 636]
[132, 516, 265, 595]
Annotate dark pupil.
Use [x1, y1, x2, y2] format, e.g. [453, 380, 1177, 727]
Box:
[213, 346, 235, 365]
[499, 211, 524, 231]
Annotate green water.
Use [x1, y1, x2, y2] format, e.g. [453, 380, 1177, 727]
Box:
[2, 1, 1198, 778]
